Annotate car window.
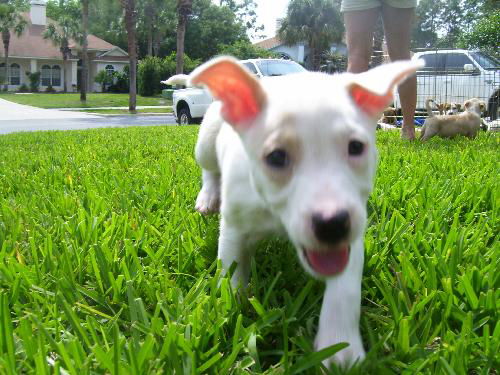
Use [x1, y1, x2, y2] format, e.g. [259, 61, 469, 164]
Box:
[420, 53, 446, 73]
[255, 60, 306, 77]
[445, 53, 474, 71]
[242, 62, 258, 75]
[470, 52, 499, 70]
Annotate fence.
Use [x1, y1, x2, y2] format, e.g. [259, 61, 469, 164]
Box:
[388, 49, 500, 122]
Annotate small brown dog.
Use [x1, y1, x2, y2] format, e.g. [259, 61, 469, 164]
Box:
[421, 98, 485, 141]
[379, 106, 397, 125]
[435, 102, 451, 115]
[447, 103, 462, 115]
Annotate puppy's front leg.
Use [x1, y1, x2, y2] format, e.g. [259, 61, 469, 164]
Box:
[218, 218, 252, 289]
[315, 242, 365, 368]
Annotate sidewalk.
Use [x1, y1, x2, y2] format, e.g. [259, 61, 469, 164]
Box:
[56, 105, 172, 111]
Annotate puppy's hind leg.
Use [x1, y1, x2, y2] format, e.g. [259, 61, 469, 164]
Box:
[195, 104, 223, 214]
[419, 124, 426, 140]
[421, 127, 437, 141]
[420, 121, 437, 141]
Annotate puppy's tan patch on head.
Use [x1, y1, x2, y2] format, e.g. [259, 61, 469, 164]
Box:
[261, 118, 302, 186]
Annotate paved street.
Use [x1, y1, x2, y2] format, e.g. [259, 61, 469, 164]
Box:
[0, 98, 178, 134]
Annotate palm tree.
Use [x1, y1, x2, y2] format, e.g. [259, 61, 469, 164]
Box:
[138, 0, 169, 57]
[0, 0, 28, 91]
[176, 0, 192, 74]
[80, 0, 89, 101]
[278, 0, 343, 71]
[43, 16, 79, 93]
[120, 0, 137, 111]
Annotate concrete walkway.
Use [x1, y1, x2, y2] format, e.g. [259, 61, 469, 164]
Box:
[0, 98, 99, 121]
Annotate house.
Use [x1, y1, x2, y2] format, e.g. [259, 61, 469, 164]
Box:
[0, 0, 129, 92]
[254, 36, 347, 71]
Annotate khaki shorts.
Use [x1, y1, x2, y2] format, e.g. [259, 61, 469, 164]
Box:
[341, 0, 417, 12]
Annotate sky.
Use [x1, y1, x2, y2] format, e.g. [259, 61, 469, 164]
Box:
[250, 0, 290, 42]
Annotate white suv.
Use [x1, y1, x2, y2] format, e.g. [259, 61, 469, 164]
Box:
[171, 59, 307, 124]
[397, 50, 499, 119]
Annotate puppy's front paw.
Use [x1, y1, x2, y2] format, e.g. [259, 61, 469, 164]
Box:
[315, 332, 365, 369]
[195, 185, 220, 214]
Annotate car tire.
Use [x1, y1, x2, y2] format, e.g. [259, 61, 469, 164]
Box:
[178, 107, 193, 125]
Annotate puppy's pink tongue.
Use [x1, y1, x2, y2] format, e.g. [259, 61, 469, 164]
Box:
[305, 246, 349, 276]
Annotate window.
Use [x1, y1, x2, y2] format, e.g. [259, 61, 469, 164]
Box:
[420, 53, 446, 73]
[242, 62, 258, 75]
[105, 65, 115, 75]
[51, 65, 61, 86]
[41, 65, 51, 86]
[10, 63, 20, 85]
[470, 52, 499, 70]
[445, 53, 474, 72]
[255, 60, 306, 77]
[0, 63, 5, 84]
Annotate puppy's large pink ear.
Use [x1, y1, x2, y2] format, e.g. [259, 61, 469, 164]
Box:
[348, 60, 424, 118]
[190, 57, 266, 129]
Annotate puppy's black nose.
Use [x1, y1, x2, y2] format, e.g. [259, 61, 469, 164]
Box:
[312, 210, 350, 244]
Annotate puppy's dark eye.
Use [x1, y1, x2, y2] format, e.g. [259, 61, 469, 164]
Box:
[348, 140, 364, 156]
[265, 149, 289, 168]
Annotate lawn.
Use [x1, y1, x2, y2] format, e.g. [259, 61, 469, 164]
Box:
[0, 93, 171, 108]
[0, 128, 497, 374]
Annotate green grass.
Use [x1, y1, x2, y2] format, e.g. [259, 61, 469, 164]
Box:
[0, 93, 170, 108]
[0, 128, 498, 374]
[81, 108, 172, 115]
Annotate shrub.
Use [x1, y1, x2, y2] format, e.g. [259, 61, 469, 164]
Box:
[26, 71, 41, 92]
[138, 56, 162, 97]
[138, 53, 201, 97]
[45, 85, 56, 93]
[94, 70, 114, 93]
[109, 66, 129, 93]
[218, 40, 278, 60]
[18, 84, 29, 93]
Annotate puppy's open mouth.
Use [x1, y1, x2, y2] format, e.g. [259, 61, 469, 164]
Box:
[303, 244, 350, 276]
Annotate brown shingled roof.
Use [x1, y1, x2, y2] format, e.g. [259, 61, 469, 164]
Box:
[254, 36, 283, 50]
[0, 13, 124, 59]
[69, 35, 116, 51]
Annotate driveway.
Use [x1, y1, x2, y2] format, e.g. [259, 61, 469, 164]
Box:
[0, 98, 177, 134]
[0, 97, 100, 121]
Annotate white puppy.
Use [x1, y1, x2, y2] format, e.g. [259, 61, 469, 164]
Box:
[176, 57, 422, 368]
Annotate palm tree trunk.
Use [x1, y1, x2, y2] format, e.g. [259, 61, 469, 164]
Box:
[62, 52, 68, 93]
[2, 30, 10, 91]
[121, 0, 137, 111]
[309, 40, 320, 71]
[147, 27, 153, 56]
[175, 12, 186, 74]
[152, 32, 160, 57]
[145, 3, 154, 56]
[80, 0, 89, 101]
[176, 0, 192, 75]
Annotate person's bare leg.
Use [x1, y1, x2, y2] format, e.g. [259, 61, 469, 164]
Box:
[344, 8, 380, 73]
[381, 5, 416, 139]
